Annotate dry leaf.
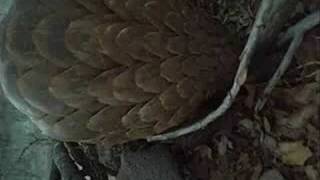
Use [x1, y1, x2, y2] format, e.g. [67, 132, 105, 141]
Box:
[287, 105, 318, 129]
[263, 117, 272, 133]
[239, 118, 255, 129]
[251, 164, 263, 180]
[192, 145, 214, 180]
[263, 135, 277, 152]
[295, 26, 320, 63]
[293, 83, 319, 105]
[218, 136, 233, 156]
[278, 141, 313, 166]
[306, 124, 320, 143]
[194, 145, 213, 160]
[272, 83, 319, 137]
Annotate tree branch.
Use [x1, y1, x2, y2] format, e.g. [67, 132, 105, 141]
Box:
[147, 0, 299, 142]
[279, 11, 320, 46]
[255, 10, 320, 112]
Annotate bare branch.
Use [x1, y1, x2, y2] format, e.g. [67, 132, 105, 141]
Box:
[147, 0, 298, 142]
[255, 10, 320, 112]
[279, 11, 320, 46]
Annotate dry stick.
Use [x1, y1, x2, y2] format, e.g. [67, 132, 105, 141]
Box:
[147, 0, 284, 142]
[278, 11, 320, 46]
[255, 11, 320, 112]
[255, 36, 303, 112]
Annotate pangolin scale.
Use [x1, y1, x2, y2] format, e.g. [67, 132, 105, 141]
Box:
[0, 0, 239, 146]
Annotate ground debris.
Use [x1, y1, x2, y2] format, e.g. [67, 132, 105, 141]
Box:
[184, 23, 320, 178]
[305, 165, 319, 180]
[278, 141, 313, 166]
[260, 169, 285, 180]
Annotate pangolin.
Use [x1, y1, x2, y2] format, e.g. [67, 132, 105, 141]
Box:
[0, 0, 239, 146]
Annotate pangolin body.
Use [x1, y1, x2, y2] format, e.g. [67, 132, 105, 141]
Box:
[0, 0, 239, 145]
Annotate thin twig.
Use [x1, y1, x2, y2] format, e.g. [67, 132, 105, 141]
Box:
[278, 11, 320, 46]
[147, 0, 285, 142]
[296, 61, 320, 69]
[305, 70, 320, 79]
[255, 36, 304, 111]
[255, 11, 320, 112]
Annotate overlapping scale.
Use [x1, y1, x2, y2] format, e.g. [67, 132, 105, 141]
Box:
[1, 0, 239, 146]
[113, 65, 153, 103]
[32, 14, 78, 68]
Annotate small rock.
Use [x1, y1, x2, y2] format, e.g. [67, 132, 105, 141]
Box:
[260, 169, 285, 180]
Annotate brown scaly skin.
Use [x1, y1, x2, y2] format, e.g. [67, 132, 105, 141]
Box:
[0, 0, 239, 146]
